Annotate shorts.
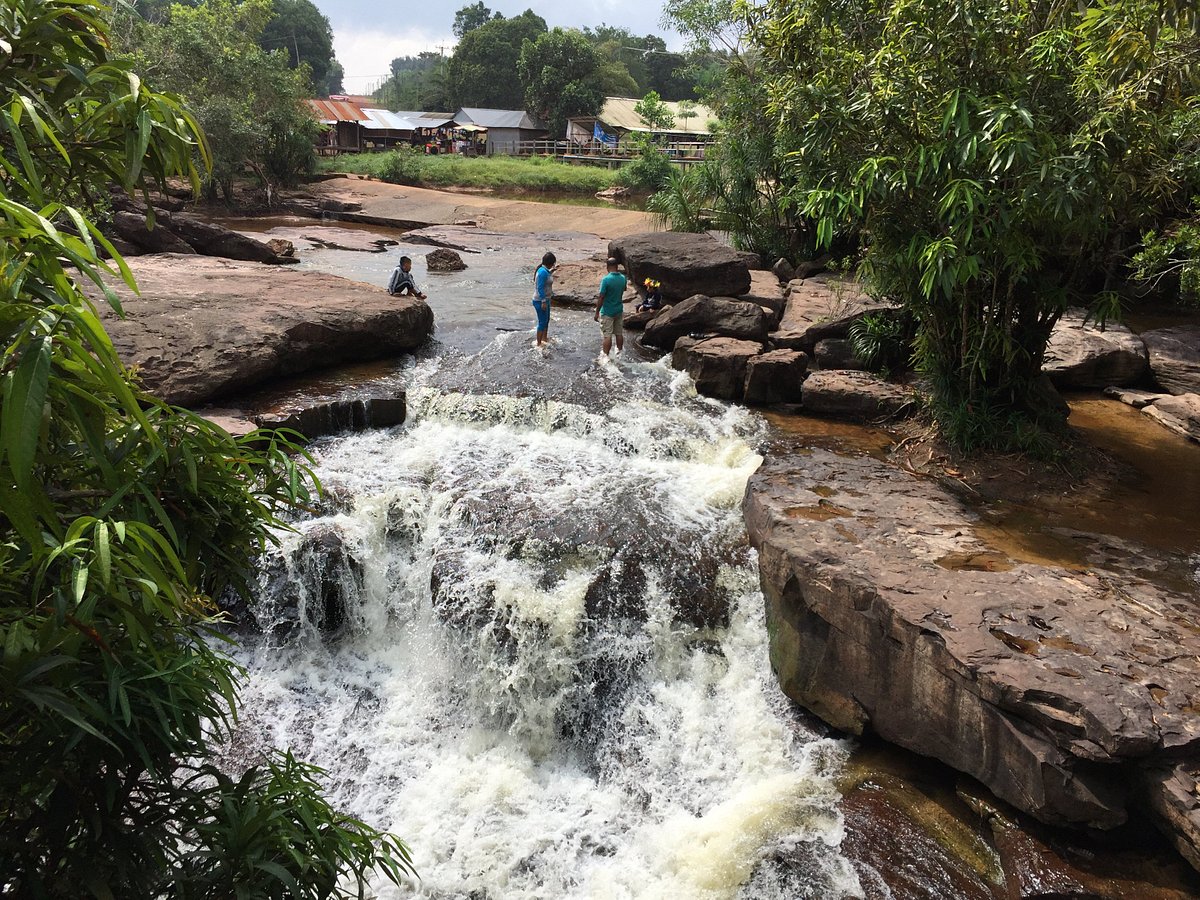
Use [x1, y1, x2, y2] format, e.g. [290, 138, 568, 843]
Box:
[533, 298, 550, 330]
[600, 312, 623, 338]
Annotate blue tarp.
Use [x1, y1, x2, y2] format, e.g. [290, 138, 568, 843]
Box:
[593, 122, 617, 146]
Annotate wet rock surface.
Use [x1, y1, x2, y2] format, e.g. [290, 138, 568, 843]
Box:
[96, 255, 433, 406]
[743, 448, 1200, 864]
[670, 336, 763, 401]
[1043, 309, 1149, 389]
[608, 232, 751, 301]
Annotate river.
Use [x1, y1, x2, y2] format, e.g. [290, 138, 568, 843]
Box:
[221, 219, 1200, 898]
[225, 225, 867, 897]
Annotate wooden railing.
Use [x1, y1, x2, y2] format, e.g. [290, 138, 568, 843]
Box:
[489, 138, 713, 165]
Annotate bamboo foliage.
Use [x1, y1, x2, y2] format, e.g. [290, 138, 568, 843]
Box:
[0, 1, 413, 895]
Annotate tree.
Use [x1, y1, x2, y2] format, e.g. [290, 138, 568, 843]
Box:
[116, 0, 318, 202]
[749, 0, 1200, 452]
[448, 10, 547, 108]
[676, 100, 697, 130]
[518, 29, 605, 137]
[0, 0, 413, 895]
[259, 0, 339, 95]
[453, 1, 500, 38]
[634, 90, 675, 132]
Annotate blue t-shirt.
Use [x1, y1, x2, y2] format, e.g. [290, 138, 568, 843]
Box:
[598, 272, 627, 317]
[534, 265, 552, 302]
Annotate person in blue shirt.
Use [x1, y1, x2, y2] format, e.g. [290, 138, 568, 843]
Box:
[533, 251, 555, 347]
[593, 257, 628, 356]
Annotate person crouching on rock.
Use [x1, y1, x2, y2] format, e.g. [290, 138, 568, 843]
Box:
[388, 255, 426, 300]
[533, 251, 555, 347]
[594, 257, 627, 356]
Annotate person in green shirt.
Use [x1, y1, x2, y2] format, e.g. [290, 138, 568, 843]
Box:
[594, 257, 628, 357]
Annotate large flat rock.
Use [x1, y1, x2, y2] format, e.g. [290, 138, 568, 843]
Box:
[774, 277, 899, 352]
[1143, 326, 1200, 395]
[97, 254, 432, 406]
[1043, 309, 1148, 389]
[743, 450, 1200, 860]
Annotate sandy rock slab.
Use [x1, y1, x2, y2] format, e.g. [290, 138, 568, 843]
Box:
[774, 276, 898, 352]
[743, 449, 1200, 867]
[97, 254, 433, 407]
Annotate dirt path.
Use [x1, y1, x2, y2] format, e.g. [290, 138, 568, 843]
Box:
[296, 175, 655, 237]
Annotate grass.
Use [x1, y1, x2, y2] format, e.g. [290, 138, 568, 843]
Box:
[317, 151, 620, 195]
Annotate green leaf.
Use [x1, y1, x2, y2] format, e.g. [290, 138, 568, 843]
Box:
[2, 335, 52, 491]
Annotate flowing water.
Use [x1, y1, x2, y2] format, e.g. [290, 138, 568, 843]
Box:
[227, 224, 866, 897]
[222, 220, 1200, 897]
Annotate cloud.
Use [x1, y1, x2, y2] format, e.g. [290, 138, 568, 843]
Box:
[333, 26, 455, 89]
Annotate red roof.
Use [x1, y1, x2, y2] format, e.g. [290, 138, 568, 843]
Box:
[307, 99, 367, 123]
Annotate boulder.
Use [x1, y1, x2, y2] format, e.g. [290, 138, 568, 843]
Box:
[774, 277, 899, 352]
[771, 258, 795, 283]
[317, 197, 364, 213]
[743, 349, 808, 405]
[743, 448, 1200, 854]
[550, 259, 634, 308]
[608, 232, 751, 301]
[794, 255, 830, 280]
[595, 185, 631, 203]
[95, 255, 433, 407]
[266, 238, 296, 259]
[247, 522, 361, 637]
[1142, 393, 1200, 442]
[740, 269, 787, 316]
[1043, 309, 1149, 389]
[624, 305, 665, 330]
[1143, 326, 1200, 395]
[110, 210, 196, 255]
[642, 294, 771, 350]
[670, 336, 763, 401]
[734, 249, 763, 271]
[167, 214, 281, 263]
[425, 248, 467, 272]
[813, 338, 867, 371]
[801, 370, 914, 420]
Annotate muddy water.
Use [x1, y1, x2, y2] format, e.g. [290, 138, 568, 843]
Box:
[222, 220, 1200, 897]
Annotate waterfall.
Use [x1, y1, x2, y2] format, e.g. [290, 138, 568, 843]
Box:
[232, 346, 863, 898]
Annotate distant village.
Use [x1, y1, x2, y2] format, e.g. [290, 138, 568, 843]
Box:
[308, 95, 716, 165]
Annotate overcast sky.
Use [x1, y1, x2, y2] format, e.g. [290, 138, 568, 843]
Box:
[319, 0, 681, 94]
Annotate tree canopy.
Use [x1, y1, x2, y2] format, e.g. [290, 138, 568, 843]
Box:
[116, 0, 318, 202]
[662, 0, 1200, 453]
[518, 29, 605, 137]
[0, 0, 412, 895]
[453, 1, 500, 37]
[260, 0, 341, 97]
[448, 9, 547, 108]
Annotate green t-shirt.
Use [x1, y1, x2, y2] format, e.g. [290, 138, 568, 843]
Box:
[598, 272, 627, 317]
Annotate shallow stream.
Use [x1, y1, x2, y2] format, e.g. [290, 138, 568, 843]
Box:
[224, 220, 1200, 897]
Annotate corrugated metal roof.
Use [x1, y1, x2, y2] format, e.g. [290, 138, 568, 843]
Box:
[360, 108, 420, 131]
[307, 98, 367, 123]
[454, 107, 547, 130]
[587, 97, 716, 135]
[392, 110, 456, 128]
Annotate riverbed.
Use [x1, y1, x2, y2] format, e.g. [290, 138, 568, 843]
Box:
[223, 218, 1200, 897]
